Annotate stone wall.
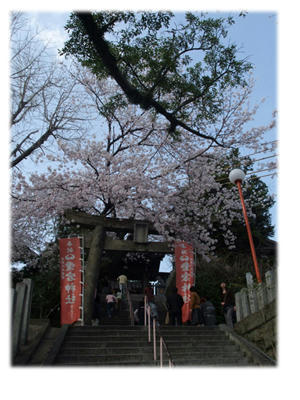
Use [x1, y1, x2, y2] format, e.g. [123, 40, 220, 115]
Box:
[234, 300, 276, 359]
[235, 270, 276, 321]
[12, 279, 34, 359]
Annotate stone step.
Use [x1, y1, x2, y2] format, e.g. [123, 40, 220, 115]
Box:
[161, 325, 219, 330]
[160, 327, 221, 333]
[63, 334, 148, 342]
[165, 344, 240, 353]
[59, 347, 244, 360]
[159, 332, 226, 338]
[174, 358, 250, 366]
[66, 328, 145, 335]
[67, 328, 144, 334]
[161, 332, 227, 339]
[166, 350, 244, 360]
[55, 353, 155, 363]
[99, 322, 131, 326]
[59, 347, 153, 356]
[55, 360, 157, 366]
[69, 326, 144, 331]
[100, 316, 130, 320]
[100, 318, 130, 321]
[101, 314, 129, 318]
[162, 339, 233, 346]
[61, 340, 153, 348]
[66, 330, 145, 337]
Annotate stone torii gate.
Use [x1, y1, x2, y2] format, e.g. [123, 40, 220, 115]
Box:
[64, 210, 172, 324]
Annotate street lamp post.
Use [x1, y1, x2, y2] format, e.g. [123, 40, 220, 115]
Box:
[229, 169, 262, 283]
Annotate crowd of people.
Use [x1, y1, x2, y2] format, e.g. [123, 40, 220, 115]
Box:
[92, 274, 236, 329]
[133, 282, 236, 328]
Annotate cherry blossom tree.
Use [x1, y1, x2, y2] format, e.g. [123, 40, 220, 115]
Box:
[11, 70, 276, 262]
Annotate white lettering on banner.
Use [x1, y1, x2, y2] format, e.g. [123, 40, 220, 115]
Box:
[181, 272, 191, 282]
[65, 294, 76, 304]
[65, 254, 75, 260]
[181, 283, 191, 292]
[65, 283, 76, 292]
[179, 255, 190, 261]
[180, 262, 190, 272]
[65, 261, 75, 271]
[65, 272, 76, 282]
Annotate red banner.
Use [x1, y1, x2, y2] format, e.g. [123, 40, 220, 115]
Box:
[59, 237, 82, 325]
[175, 241, 195, 323]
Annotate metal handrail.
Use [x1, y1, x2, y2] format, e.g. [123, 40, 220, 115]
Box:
[158, 333, 174, 367]
[144, 295, 173, 367]
[126, 290, 134, 326]
[144, 295, 147, 326]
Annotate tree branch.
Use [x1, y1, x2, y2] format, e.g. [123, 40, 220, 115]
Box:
[10, 127, 55, 168]
[75, 12, 224, 146]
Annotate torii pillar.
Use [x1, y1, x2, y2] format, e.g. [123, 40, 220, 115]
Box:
[84, 225, 105, 325]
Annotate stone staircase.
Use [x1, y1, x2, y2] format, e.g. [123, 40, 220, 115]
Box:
[51, 294, 258, 367]
[52, 294, 156, 366]
[25, 293, 272, 367]
[159, 325, 254, 366]
[54, 326, 156, 366]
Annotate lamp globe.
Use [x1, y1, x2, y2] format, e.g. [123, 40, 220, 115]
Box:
[229, 169, 246, 184]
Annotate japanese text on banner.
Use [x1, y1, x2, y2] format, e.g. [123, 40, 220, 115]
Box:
[175, 241, 195, 323]
[59, 237, 82, 325]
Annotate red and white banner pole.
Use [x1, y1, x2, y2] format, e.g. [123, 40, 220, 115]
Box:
[175, 241, 195, 323]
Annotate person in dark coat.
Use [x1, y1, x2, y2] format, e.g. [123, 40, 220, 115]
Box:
[144, 284, 154, 303]
[220, 282, 235, 328]
[199, 297, 217, 326]
[167, 287, 184, 326]
[92, 292, 102, 325]
[134, 301, 145, 325]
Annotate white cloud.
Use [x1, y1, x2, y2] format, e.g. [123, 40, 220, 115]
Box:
[26, 12, 69, 58]
[38, 28, 67, 51]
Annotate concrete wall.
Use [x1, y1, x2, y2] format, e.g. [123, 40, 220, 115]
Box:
[234, 300, 276, 360]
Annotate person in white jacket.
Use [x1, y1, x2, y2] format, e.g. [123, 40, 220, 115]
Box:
[117, 274, 128, 296]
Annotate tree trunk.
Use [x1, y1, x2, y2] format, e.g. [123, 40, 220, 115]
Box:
[84, 225, 105, 325]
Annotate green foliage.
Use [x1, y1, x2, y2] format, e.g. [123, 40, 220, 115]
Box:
[194, 252, 275, 322]
[11, 243, 61, 325]
[60, 11, 252, 126]
[203, 148, 275, 256]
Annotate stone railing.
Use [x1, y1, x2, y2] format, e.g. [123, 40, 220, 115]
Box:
[11, 279, 34, 359]
[235, 270, 276, 322]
